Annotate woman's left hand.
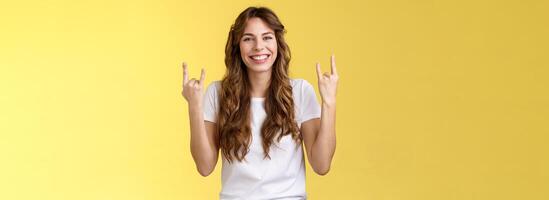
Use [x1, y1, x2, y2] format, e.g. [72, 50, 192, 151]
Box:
[315, 55, 339, 106]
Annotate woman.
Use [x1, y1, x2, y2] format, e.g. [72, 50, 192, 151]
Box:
[181, 6, 338, 200]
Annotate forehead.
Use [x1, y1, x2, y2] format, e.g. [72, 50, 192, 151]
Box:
[243, 17, 274, 35]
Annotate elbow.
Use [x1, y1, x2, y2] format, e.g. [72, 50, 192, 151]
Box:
[310, 155, 334, 176]
[191, 153, 218, 177]
[197, 166, 214, 177]
[198, 170, 213, 177]
[313, 166, 331, 176]
[196, 161, 216, 177]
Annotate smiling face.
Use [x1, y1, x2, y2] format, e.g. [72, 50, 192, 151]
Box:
[239, 17, 278, 73]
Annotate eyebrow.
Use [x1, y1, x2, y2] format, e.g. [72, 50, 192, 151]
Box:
[242, 32, 274, 37]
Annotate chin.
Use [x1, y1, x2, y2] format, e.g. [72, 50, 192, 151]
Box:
[247, 63, 273, 73]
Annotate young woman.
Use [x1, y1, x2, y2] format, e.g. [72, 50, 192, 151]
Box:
[181, 7, 338, 200]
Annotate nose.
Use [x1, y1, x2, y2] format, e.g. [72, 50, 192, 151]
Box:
[253, 40, 264, 51]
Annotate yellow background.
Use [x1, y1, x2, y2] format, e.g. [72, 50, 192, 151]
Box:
[1, 0, 548, 199]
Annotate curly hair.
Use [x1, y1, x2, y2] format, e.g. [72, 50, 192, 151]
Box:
[218, 7, 300, 163]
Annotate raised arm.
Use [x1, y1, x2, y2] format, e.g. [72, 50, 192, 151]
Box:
[301, 55, 339, 175]
[181, 62, 219, 177]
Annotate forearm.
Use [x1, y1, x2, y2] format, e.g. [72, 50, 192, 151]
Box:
[310, 102, 337, 174]
[188, 105, 217, 175]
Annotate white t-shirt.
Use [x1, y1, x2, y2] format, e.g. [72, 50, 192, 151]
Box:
[203, 79, 321, 200]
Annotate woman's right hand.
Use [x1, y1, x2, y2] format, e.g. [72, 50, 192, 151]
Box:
[181, 62, 206, 107]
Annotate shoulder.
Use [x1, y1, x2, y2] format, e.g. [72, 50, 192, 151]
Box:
[290, 78, 320, 123]
[204, 80, 222, 102]
[290, 78, 316, 102]
[205, 80, 222, 93]
[207, 80, 222, 88]
[290, 78, 314, 89]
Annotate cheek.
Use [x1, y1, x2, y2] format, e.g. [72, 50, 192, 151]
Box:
[269, 42, 278, 56]
[239, 44, 245, 54]
[240, 41, 251, 52]
[239, 44, 249, 59]
[271, 49, 278, 60]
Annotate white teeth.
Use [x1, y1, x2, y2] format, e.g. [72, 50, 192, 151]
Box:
[251, 55, 268, 60]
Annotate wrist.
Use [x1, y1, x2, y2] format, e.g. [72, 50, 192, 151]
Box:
[322, 100, 336, 109]
[188, 103, 203, 112]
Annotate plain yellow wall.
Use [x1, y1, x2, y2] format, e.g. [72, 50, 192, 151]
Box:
[1, 0, 548, 199]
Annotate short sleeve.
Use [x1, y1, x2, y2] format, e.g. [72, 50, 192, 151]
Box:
[203, 81, 220, 123]
[300, 80, 321, 123]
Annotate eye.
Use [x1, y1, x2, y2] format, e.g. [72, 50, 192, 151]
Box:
[243, 38, 251, 41]
[263, 36, 273, 40]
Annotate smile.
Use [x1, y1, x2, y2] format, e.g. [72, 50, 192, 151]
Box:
[249, 54, 270, 64]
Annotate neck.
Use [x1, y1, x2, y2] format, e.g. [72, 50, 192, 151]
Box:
[247, 69, 272, 98]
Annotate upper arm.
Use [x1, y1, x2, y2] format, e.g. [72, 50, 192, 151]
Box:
[204, 121, 220, 153]
[203, 82, 220, 152]
[301, 118, 320, 162]
[297, 79, 322, 163]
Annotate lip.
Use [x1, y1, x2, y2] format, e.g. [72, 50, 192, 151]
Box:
[248, 54, 271, 64]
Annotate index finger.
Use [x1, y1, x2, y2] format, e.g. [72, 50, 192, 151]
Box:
[199, 68, 206, 87]
[330, 54, 337, 75]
